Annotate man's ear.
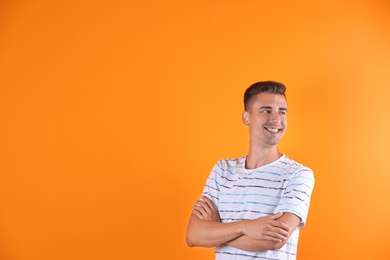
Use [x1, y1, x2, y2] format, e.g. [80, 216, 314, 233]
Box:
[242, 111, 250, 126]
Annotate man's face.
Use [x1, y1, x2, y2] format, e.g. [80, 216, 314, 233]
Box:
[243, 92, 288, 147]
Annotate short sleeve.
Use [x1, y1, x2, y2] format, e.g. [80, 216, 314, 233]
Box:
[275, 167, 315, 227]
[201, 161, 223, 210]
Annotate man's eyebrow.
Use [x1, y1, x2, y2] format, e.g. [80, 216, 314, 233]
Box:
[258, 106, 287, 111]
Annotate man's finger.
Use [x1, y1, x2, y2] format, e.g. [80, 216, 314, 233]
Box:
[271, 221, 291, 232]
[193, 203, 208, 216]
[196, 199, 213, 214]
[266, 235, 284, 243]
[201, 196, 213, 205]
[192, 209, 206, 220]
[267, 229, 289, 241]
[201, 196, 217, 213]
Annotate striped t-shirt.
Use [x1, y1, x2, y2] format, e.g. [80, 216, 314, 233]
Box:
[202, 154, 315, 260]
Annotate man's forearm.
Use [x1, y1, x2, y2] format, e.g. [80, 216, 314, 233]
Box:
[225, 212, 301, 252]
[186, 214, 245, 248]
[225, 235, 281, 252]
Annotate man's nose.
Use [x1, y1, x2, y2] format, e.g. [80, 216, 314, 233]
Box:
[269, 111, 280, 122]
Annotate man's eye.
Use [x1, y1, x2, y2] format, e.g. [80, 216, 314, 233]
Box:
[279, 111, 286, 115]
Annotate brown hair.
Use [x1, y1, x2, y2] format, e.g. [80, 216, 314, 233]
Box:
[243, 81, 286, 111]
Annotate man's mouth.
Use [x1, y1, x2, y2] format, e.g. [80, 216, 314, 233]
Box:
[264, 127, 282, 134]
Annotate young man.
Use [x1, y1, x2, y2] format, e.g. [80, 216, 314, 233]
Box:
[186, 81, 315, 259]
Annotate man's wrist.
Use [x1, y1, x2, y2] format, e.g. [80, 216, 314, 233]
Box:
[237, 219, 248, 236]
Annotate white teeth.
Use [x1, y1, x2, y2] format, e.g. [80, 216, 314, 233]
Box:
[267, 128, 279, 133]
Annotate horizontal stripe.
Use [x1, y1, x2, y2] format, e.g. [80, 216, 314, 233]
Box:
[220, 209, 271, 215]
[220, 193, 283, 199]
[230, 184, 285, 190]
[242, 176, 287, 183]
[287, 182, 313, 189]
[245, 170, 284, 177]
[291, 175, 314, 183]
[216, 251, 282, 260]
[283, 195, 309, 208]
[286, 241, 298, 247]
[279, 201, 308, 212]
[205, 184, 219, 192]
[218, 167, 237, 176]
[220, 201, 278, 207]
[211, 169, 222, 177]
[285, 189, 310, 198]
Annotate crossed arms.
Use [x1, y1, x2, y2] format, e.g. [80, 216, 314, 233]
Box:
[186, 196, 301, 252]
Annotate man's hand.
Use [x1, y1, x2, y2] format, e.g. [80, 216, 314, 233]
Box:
[242, 212, 291, 242]
[192, 196, 221, 222]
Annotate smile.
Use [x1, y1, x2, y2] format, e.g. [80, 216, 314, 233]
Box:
[264, 127, 282, 134]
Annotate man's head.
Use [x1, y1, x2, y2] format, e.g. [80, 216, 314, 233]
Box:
[244, 81, 286, 112]
[242, 81, 288, 147]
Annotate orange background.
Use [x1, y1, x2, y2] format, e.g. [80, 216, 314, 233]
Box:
[1, 1, 390, 259]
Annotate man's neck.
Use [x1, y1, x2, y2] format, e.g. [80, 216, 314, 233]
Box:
[245, 145, 282, 170]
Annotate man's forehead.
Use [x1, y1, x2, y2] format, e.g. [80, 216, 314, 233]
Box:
[253, 93, 287, 106]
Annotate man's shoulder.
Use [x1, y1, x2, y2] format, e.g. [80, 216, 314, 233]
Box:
[214, 156, 246, 169]
[280, 155, 314, 174]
